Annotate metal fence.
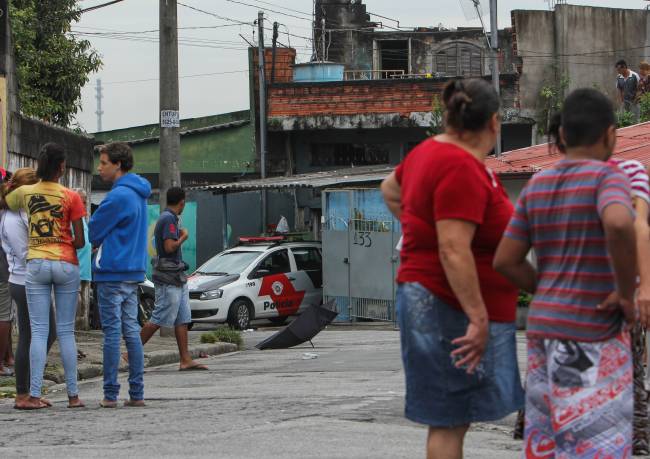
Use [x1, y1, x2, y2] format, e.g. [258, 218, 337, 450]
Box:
[343, 69, 405, 80]
[322, 189, 401, 324]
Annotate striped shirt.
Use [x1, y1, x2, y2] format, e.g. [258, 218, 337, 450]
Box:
[608, 158, 650, 204]
[505, 159, 634, 342]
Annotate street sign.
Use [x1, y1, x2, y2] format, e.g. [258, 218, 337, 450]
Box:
[160, 110, 180, 128]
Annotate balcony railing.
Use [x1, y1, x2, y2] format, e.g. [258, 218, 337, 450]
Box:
[343, 69, 406, 80]
[343, 70, 443, 81]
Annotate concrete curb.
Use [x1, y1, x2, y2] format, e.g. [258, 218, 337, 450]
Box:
[52, 342, 238, 384]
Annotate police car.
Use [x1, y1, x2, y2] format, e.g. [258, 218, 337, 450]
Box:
[188, 237, 323, 330]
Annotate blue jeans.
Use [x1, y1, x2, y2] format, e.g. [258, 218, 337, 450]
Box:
[97, 282, 144, 401]
[26, 259, 80, 398]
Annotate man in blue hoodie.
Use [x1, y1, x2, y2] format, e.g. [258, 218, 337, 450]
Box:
[90, 142, 151, 408]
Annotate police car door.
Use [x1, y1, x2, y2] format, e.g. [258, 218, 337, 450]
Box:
[289, 247, 323, 311]
[252, 249, 303, 318]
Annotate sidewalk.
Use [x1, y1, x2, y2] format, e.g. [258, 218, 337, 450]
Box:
[0, 329, 237, 392]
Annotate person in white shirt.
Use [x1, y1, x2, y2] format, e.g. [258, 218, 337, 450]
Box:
[0, 168, 56, 409]
[616, 59, 641, 122]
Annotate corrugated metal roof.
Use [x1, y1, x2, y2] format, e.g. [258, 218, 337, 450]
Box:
[485, 122, 650, 176]
[190, 165, 394, 193]
[119, 120, 250, 146]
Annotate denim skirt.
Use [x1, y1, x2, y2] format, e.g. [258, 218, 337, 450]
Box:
[396, 282, 524, 427]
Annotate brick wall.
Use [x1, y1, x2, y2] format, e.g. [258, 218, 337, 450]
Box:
[268, 80, 444, 118]
[251, 47, 296, 87]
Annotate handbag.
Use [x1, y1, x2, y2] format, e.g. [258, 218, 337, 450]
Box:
[151, 257, 188, 286]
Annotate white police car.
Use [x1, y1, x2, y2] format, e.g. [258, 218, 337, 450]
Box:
[188, 237, 323, 330]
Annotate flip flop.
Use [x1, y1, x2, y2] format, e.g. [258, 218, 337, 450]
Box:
[14, 398, 48, 410]
[68, 396, 85, 409]
[14, 403, 47, 411]
[179, 363, 208, 371]
[99, 399, 118, 409]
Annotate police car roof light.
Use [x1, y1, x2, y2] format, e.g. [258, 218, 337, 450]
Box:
[238, 236, 286, 244]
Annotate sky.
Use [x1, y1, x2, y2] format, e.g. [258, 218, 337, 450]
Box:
[73, 0, 649, 132]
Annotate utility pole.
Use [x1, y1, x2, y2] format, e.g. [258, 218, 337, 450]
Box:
[489, 0, 501, 156]
[271, 21, 279, 84]
[95, 79, 104, 132]
[321, 17, 326, 61]
[257, 11, 268, 233]
[159, 0, 181, 210]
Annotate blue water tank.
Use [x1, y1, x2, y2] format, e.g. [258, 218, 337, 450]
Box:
[293, 62, 345, 82]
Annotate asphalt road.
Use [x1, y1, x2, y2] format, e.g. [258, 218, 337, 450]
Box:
[0, 326, 524, 458]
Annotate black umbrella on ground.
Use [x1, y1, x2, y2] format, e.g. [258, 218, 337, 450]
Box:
[255, 300, 339, 350]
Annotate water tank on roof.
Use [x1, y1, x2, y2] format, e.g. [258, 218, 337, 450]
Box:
[293, 62, 344, 83]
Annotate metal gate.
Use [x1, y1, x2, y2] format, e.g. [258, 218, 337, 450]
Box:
[322, 189, 400, 323]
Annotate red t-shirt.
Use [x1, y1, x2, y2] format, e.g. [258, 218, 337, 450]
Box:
[396, 138, 517, 322]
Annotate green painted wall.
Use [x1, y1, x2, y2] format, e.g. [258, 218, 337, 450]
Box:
[93, 110, 256, 174]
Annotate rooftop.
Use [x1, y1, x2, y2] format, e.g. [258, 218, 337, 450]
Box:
[191, 165, 394, 194]
[485, 122, 650, 177]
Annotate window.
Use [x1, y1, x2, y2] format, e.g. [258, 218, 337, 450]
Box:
[198, 251, 260, 275]
[379, 40, 409, 76]
[310, 143, 390, 167]
[435, 43, 483, 77]
[257, 249, 290, 275]
[291, 248, 322, 272]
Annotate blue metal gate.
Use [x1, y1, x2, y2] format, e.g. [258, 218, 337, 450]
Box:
[322, 189, 401, 323]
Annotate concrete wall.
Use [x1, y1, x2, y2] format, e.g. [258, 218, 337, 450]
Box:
[315, 0, 375, 70]
[187, 190, 296, 267]
[7, 114, 94, 193]
[513, 5, 650, 121]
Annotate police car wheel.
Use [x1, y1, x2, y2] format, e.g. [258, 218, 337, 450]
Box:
[228, 299, 251, 330]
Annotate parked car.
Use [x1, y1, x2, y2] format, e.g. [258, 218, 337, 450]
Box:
[188, 237, 323, 330]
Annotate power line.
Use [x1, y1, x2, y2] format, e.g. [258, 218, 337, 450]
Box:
[103, 69, 249, 86]
[177, 2, 253, 26]
[70, 32, 249, 50]
[72, 29, 244, 45]
[80, 0, 127, 14]
[72, 24, 249, 35]
[244, 0, 312, 17]
[221, 0, 312, 21]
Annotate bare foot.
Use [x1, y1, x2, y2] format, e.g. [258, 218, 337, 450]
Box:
[40, 398, 52, 407]
[68, 395, 85, 408]
[121, 352, 129, 364]
[179, 360, 208, 371]
[99, 399, 118, 408]
[124, 399, 146, 407]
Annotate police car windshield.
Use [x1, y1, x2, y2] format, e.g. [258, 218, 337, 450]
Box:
[197, 251, 261, 275]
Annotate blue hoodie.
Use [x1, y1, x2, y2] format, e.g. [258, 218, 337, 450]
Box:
[89, 173, 152, 282]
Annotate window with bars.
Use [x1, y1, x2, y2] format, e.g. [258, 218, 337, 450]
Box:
[435, 43, 483, 77]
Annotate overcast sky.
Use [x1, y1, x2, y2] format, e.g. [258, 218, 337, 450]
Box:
[73, 0, 648, 132]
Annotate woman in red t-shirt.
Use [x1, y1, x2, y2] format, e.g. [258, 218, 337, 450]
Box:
[381, 79, 524, 457]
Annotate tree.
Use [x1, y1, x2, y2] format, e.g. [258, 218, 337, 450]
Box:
[9, 0, 102, 127]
